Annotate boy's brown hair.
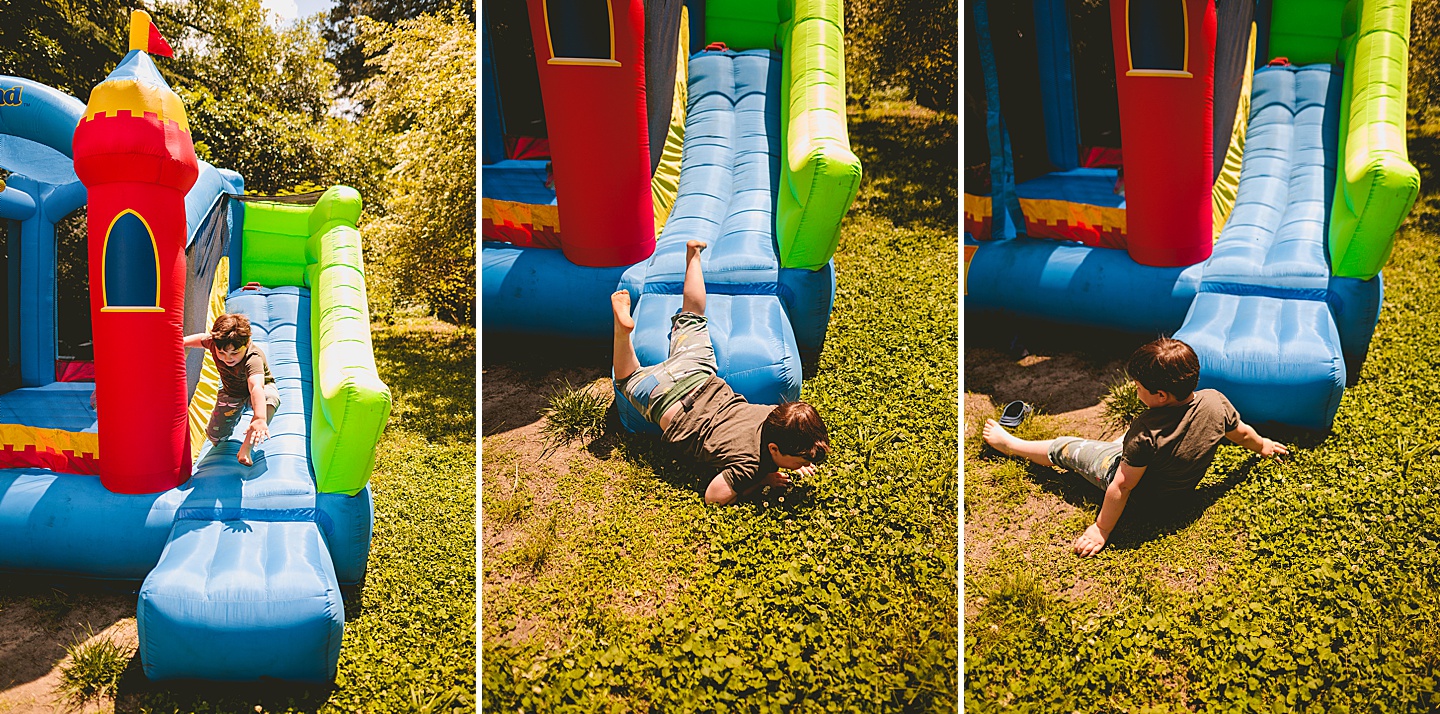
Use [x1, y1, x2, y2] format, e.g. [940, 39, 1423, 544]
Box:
[761, 402, 830, 464]
[1127, 337, 1200, 400]
[210, 314, 252, 351]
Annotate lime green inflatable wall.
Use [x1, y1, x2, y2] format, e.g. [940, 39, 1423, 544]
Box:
[239, 187, 392, 495]
[707, 0, 863, 271]
[1328, 0, 1420, 279]
[1269, 0, 1347, 65]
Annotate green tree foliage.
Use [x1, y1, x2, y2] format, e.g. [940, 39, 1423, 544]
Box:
[1409, 0, 1440, 128]
[359, 8, 475, 325]
[0, 0, 127, 96]
[323, 0, 476, 100]
[152, 0, 352, 194]
[2, 0, 472, 325]
[845, 0, 957, 113]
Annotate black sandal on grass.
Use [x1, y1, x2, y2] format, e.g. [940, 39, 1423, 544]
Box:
[998, 400, 1032, 428]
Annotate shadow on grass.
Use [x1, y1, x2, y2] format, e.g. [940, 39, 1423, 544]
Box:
[115, 669, 334, 713]
[847, 102, 957, 231]
[372, 321, 475, 444]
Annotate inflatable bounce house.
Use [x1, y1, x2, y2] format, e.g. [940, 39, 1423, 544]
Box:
[482, 0, 861, 429]
[964, 0, 1419, 430]
[0, 11, 390, 681]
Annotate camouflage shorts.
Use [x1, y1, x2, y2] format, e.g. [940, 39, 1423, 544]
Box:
[617, 311, 716, 423]
[206, 383, 280, 442]
[1048, 437, 1123, 490]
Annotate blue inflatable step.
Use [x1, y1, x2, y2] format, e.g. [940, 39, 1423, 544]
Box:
[1173, 292, 1345, 431]
[138, 518, 344, 682]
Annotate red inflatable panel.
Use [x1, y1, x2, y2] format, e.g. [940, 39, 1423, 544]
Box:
[525, 0, 654, 268]
[73, 106, 196, 494]
[1111, 0, 1215, 267]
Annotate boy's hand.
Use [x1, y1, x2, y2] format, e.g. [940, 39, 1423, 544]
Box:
[1259, 438, 1289, 459]
[246, 417, 270, 445]
[760, 472, 792, 489]
[791, 464, 818, 480]
[1073, 523, 1110, 557]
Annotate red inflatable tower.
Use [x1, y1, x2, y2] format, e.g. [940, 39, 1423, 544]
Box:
[526, 0, 655, 268]
[72, 11, 196, 493]
[1111, 0, 1216, 267]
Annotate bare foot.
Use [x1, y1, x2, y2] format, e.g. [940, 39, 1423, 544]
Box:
[611, 290, 634, 331]
[981, 419, 1018, 456]
[686, 239, 707, 259]
[237, 443, 253, 466]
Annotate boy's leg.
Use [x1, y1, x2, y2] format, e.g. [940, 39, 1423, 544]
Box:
[681, 240, 707, 317]
[205, 395, 244, 447]
[612, 290, 640, 381]
[982, 420, 1056, 467]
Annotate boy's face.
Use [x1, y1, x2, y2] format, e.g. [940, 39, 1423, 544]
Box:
[215, 342, 246, 367]
[767, 443, 819, 471]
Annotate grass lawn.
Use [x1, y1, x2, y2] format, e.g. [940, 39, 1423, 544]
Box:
[964, 196, 1440, 711]
[481, 97, 959, 712]
[0, 316, 475, 713]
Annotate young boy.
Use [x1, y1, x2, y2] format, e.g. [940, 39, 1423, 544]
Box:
[982, 337, 1288, 557]
[613, 240, 830, 505]
[183, 313, 280, 466]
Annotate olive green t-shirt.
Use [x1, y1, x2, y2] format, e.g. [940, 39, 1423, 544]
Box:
[1122, 389, 1240, 505]
[204, 337, 275, 399]
[662, 376, 776, 492]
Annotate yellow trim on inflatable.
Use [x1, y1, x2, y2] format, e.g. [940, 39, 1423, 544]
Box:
[964, 193, 992, 221]
[1124, 0, 1190, 75]
[963, 244, 978, 296]
[84, 78, 190, 133]
[1018, 198, 1127, 234]
[651, 6, 688, 236]
[542, 0, 616, 63]
[1212, 22, 1255, 242]
[100, 209, 163, 310]
[483, 198, 561, 234]
[0, 423, 99, 459]
[187, 256, 229, 459]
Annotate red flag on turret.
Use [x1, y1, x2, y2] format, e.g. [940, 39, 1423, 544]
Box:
[147, 20, 173, 57]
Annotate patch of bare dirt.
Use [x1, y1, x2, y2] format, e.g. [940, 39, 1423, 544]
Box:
[480, 338, 609, 437]
[0, 591, 136, 714]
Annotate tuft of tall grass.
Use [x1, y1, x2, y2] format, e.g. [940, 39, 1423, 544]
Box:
[1100, 373, 1146, 430]
[56, 624, 132, 707]
[515, 514, 560, 575]
[980, 569, 1049, 613]
[539, 379, 609, 449]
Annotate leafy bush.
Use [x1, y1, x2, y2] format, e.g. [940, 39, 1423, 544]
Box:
[359, 9, 475, 326]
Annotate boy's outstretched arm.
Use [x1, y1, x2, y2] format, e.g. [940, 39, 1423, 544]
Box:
[1225, 422, 1289, 458]
[1074, 461, 1146, 557]
[181, 333, 208, 349]
[244, 374, 270, 443]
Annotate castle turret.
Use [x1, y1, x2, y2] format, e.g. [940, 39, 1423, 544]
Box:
[72, 10, 196, 493]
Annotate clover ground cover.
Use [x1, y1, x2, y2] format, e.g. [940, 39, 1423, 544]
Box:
[482, 97, 959, 712]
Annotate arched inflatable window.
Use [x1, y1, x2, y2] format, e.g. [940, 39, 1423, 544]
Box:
[544, 0, 618, 66]
[101, 210, 161, 312]
[1126, 0, 1190, 77]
